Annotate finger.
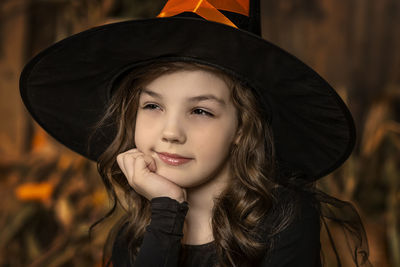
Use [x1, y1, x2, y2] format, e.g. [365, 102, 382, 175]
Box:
[126, 148, 146, 155]
[137, 154, 158, 174]
[118, 150, 157, 189]
[133, 156, 175, 200]
[131, 155, 150, 197]
[134, 155, 150, 179]
[121, 149, 144, 160]
[122, 150, 157, 172]
[122, 148, 140, 154]
[143, 154, 157, 172]
[116, 154, 128, 178]
[122, 153, 136, 183]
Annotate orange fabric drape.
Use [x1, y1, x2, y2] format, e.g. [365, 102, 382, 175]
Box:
[157, 0, 249, 28]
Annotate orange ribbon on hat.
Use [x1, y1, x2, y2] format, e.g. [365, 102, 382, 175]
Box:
[157, 0, 249, 29]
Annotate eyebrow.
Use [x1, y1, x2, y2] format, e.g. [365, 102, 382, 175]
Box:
[141, 88, 226, 106]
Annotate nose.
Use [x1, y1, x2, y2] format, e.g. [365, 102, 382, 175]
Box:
[161, 116, 186, 144]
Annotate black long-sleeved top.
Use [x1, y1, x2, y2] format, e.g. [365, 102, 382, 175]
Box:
[111, 192, 321, 267]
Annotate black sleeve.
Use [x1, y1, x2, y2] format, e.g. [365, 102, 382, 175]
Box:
[111, 196, 189, 267]
[260, 194, 321, 267]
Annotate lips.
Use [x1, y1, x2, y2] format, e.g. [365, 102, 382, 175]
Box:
[158, 152, 190, 159]
[157, 152, 192, 166]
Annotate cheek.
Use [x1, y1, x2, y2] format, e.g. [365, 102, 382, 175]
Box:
[134, 112, 154, 149]
[192, 124, 235, 159]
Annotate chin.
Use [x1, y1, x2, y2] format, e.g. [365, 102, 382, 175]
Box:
[156, 167, 204, 188]
[155, 166, 184, 181]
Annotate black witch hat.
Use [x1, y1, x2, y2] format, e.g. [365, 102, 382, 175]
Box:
[19, 0, 356, 182]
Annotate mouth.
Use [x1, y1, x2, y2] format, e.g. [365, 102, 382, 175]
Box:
[156, 152, 193, 166]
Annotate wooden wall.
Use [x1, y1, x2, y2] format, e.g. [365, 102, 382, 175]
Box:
[261, 0, 400, 149]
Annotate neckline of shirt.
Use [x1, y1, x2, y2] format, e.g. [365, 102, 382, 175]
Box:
[181, 240, 215, 249]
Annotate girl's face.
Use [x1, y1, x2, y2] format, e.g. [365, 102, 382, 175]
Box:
[134, 69, 239, 189]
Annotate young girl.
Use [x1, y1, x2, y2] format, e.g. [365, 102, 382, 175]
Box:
[19, 0, 374, 266]
[101, 60, 323, 267]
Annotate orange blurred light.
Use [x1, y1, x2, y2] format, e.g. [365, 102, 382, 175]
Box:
[15, 182, 54, 203]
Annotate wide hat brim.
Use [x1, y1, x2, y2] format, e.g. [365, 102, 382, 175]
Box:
[20, 16, 355, 182]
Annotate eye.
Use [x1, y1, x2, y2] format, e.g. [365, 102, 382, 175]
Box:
[193, 108, 214, 117]
[142, 103, 161, 110]
[142, 104, 214, 117]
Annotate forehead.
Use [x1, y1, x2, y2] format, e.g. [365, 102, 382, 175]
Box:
[140, 69, 231, 103]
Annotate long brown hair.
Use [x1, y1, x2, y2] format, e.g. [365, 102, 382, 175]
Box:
[89, 61, 373, 267]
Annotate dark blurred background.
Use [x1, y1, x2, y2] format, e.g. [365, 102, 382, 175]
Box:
[0, 0, 399, 266]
